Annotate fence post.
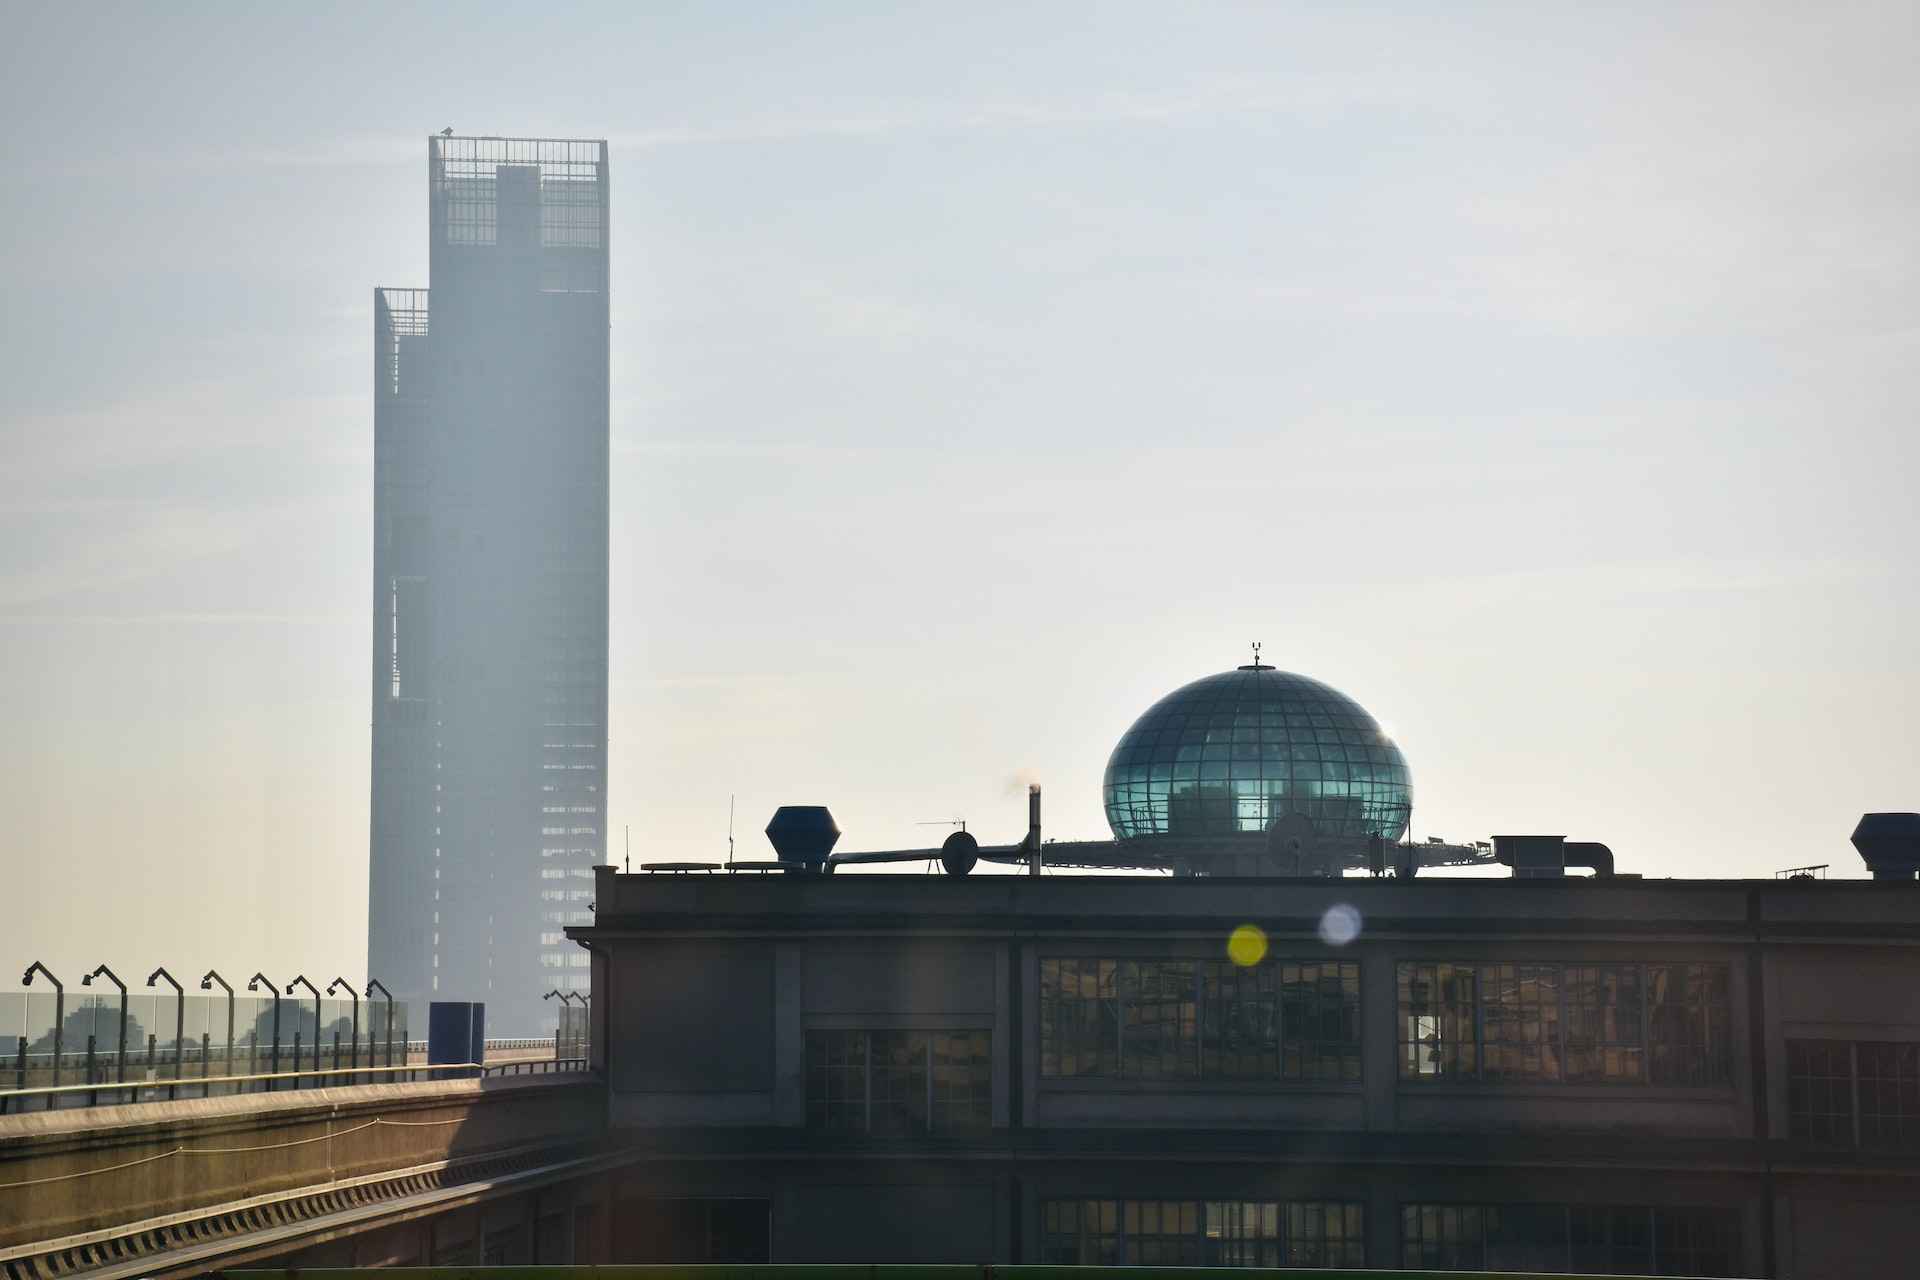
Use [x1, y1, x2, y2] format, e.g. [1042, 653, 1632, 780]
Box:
[201, 1032, 211, 1097]
[248, 1030, 258, 1087]
[332, 1031, 341, 1085]
[13, 1036, 23, 1094]
[292, 1032, 302, 1090]
[147, 1033, 157, 1089]
[86, 1034, 98, 1107]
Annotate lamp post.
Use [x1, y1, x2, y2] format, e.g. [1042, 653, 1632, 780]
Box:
[147, 967, 184, 1099]
[80, 964, 128, 1094]
[325, 978, 360, 1082]
[287, 975, 320, 1087]
[21, 963, 63, 1091]
[247, 973, 280, 1089]
[544, 989, 566, 1061]
[201, 970, 233, 1092]
[366, 979, 396, 1068]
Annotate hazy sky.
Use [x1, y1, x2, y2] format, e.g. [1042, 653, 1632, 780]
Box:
[2, 2, 1915, 984]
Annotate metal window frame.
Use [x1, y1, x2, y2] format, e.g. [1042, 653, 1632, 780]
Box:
[1041, 956, 1362, 1084]
[1398, 959, 1730, 1087]
[806, 1028, 990, 1134]
[1401, 1201, 1739, 1276]
[1043, 1197, 1364, 1268]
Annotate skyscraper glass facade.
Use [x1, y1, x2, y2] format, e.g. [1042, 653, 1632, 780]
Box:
[368, 136, 608, 1035]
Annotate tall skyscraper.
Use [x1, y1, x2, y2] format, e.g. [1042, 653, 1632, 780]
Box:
[369, 136, 609, 1034]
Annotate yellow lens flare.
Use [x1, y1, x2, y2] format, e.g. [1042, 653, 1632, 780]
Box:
[1226, 923, 1268, 968]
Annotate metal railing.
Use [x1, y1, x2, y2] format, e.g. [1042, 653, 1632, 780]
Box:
[6, 966, 591, 1115]
[0, 1057, 590, 1114]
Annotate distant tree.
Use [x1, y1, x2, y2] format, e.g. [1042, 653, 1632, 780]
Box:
[24, 1003, 147, 1056]
[241, 1007, 365, 1051]
[247, 1004, 280, 1046]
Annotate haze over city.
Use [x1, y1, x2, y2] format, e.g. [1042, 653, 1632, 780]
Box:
[4, 0, 1916, 993]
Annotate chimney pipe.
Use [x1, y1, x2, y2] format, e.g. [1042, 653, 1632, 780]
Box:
[1028, 784, 1042, 876]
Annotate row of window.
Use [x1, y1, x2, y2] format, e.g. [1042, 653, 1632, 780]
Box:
[1401, 1202, 1741, 1276]
[1041, 1198, 1363, 1269]
[1038, 1200, 1741, 1276]
[1400, 961, 1730, 1086]
[1037, 958, 1733, 1088]
[1041, 958, 1362, 1082]
[804, 1030, 992, 1134]
[1788, 1038, 1920, 1150]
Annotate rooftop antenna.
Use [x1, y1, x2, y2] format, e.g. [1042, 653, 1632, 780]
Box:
[624, 825, 630, 874]
[728, 795, 736, 867]
[915, 818, 967, 874]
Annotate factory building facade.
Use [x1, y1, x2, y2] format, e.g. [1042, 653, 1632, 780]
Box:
[369, 134, 610, 1034]
[571, 868, 1920, 1278]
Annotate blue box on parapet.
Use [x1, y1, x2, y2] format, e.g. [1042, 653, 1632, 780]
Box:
[426, 1002, 484, 1068]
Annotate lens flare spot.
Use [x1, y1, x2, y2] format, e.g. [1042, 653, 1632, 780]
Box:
[1227, 923, 1268, 967]
[1318, 902, 1363, 947]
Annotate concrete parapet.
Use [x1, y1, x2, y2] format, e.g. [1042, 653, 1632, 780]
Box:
[0, 1072, 603, 1251]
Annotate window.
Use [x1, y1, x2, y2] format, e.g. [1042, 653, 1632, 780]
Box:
[1398, 961, 1730, 1087]
[1564, 965, 1643, 1083]
[1041, 958, 1361, 1083]
[1479, 965, 1560, 1082]
[1402, 1203, 1740, 1276]
[804, 1030, 990, 1133]
[1399, 963, 1476, 1079]
[1041, 1199, 1363, 1268]
[931, 1030, 992, 1130]
[1789, 1038, 1920, 1150]
[1646, 964, 1731, 1087]
[611, 1198, 769, 1263]
[1859, 1041, 1920, 1149]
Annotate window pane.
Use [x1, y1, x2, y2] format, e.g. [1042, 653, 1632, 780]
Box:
[1857, 1041, 1920, 1151]
[1399, 963, 1477, 1080]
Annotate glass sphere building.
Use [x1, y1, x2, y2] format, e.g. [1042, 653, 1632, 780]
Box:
[1102, 664, 1412, 844]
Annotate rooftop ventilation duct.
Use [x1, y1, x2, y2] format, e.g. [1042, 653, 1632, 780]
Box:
[1851, 813, 1920, 881]
[764, 806, 841, 871]
[1492, 835, 1615, 879]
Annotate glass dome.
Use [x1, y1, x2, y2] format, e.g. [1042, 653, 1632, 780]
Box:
[1103, 665, 1412, 843]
